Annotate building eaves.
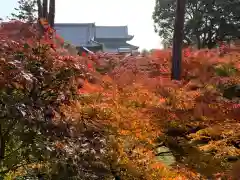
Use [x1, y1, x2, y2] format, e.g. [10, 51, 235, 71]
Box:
[103, 42, 139, 49]
[54, 23, 95, 27]
[95, 26, 133, 39]
[126, 43, 139, 49]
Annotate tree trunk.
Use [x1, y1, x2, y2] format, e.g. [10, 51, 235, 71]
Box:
[43, 0, 48, 19]
[207, 0, 216, 49]
[48, 0, 55, 28]
[37, 0, 43, 19]
[171, 0, 186, 80]
[0, 124, 5, 161]
[196, 34, 201, 49]
[207, 22, 213, 49]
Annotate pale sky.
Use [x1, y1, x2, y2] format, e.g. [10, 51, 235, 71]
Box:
[0, 0, 162, 50]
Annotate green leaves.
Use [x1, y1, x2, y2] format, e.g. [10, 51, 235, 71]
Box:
[214, 64, 238, 77]
[153, 0, 240, 48]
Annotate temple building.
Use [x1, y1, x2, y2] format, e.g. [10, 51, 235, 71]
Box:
[94, 26, 138, 52]
[54, 23, 138, 53]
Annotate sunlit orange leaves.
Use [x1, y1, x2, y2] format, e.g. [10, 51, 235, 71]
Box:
[78, 88, 89, 95]
[119, 130, 130, 136]
[159, 97, 166, 104]
[151, 162, 165, 169]
[54, 141, 65, 149]
[102, 75, 113, 83]
[151, 49, 171, 60]
[77, 80, 103, 95]
[161, 176, 188, 180]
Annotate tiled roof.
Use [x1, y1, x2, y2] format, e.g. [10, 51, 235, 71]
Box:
[54, 23, 94, 26]
[54, 23, 95, 46]
[95, 26, 133, 39]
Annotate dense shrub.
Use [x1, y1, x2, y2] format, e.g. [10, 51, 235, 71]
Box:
[0, 21, 114, 179]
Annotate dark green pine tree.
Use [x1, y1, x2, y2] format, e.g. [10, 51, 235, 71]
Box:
[11, 0, 55, 28]
[11, 0, 37, 23]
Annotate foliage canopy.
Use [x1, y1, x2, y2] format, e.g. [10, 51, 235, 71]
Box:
[153, 0, 240, 48]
